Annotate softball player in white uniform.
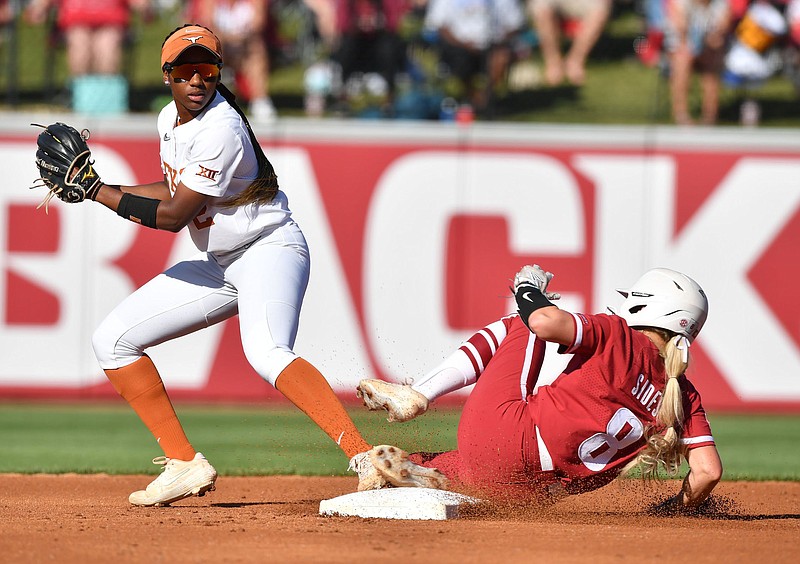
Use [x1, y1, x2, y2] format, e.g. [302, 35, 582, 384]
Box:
[96, 84, 305, 384]
[85, 24, 440, 506]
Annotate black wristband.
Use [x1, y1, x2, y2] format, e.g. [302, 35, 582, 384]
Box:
[515, 284, 554, 323]
[117, 192, 160, 229]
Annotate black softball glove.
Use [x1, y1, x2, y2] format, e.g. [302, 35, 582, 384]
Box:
[31, 122, 102, 210]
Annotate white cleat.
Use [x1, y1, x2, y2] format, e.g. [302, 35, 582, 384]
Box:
[357, 379, 429, 422]
[348, 451, 390, 491]
[368, 445, 449, 490]
[129, 452, 217, 507]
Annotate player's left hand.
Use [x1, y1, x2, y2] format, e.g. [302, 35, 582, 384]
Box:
[31, 122, 103, 211]
[649, 493, 687, 516]
[648, 493, 726, 517]
[513, 264, 561, 300]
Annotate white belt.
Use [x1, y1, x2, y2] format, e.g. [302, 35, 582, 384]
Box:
[535, 425, 554, 472]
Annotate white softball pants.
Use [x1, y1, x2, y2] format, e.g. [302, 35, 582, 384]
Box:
[92, 220, 310, 386]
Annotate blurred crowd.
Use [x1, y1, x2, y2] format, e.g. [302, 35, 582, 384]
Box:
[2, 0, 800, 125]
[639, 0, 800, 125]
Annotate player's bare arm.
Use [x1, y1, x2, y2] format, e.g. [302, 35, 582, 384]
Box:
[93, 181, 208, 232]
[154, 183, 209, 231]
[682, 445, 723, 507]
[93, 180, 169, 205]
[526, 307, 574, 346]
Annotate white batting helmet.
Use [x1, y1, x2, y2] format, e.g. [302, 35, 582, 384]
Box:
[616, 268, 708, 342]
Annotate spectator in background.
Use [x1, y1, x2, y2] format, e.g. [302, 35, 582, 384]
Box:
[785, 0, 800, 92]
[528, 0, 612, 86]
[196, 0, 277, 123]
[26, 0, 150, 77]
[637, 0, 669, 67]
[304, 0, 338, 48]
[788, 0, 800, 42]
[331, 0, 410, 115]
[727, 0, 750, 21]
[724, 0, 788, 85]
[424, 0, 525, 111]
[665, 0, 731, 125]
[723, 0, 788, 126]
[1, 0, 12, 26]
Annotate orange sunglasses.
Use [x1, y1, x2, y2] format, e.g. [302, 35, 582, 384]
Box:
[166, 63, 222, 83]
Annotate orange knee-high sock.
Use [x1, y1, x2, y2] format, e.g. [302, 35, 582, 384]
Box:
[105, 355, 196, 461]
[275, 358, 371, 458]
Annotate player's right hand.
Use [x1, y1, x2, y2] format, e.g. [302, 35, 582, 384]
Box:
[513, 264, 561, 301]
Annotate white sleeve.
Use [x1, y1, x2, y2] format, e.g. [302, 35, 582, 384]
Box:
[181, 126, 246, 197]
[412, 317, 511, 401]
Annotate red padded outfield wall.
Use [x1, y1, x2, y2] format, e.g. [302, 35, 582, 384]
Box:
[1, 115, 799, 411]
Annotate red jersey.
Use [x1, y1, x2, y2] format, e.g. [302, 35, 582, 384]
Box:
[335, 0, 408, 34]
[57, 0, 132, 28]
[529, 313, 715, 492]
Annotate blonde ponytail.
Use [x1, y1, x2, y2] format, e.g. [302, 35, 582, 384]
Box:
[624, 331, 688, 481]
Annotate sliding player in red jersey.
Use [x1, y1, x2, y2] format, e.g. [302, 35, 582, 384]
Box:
[358, 265, 722, 510]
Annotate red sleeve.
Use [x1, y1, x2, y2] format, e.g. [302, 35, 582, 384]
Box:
[559, 313, 616, 356]
[680, 377, 716, 450]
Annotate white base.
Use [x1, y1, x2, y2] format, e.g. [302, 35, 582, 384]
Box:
[319, 487, 481, 520]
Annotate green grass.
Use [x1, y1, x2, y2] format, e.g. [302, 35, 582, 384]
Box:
[0, 402, 456, 476]
[706, 414, 800, 480]
[1, 403, 798, 480]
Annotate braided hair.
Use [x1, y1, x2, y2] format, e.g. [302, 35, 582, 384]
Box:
[623, 327, 688, 480]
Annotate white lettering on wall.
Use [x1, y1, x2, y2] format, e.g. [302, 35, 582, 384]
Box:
[1, 145, 137, 385]
[2, 136, 799, 406]
[271, 148, 373, 387]
[363, 151, 585, 382]
[578, 155, 800, 400]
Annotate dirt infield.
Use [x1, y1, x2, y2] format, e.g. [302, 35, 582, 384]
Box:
[1, 475, 797, 563]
